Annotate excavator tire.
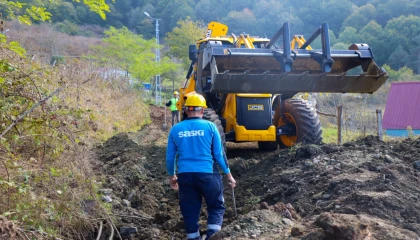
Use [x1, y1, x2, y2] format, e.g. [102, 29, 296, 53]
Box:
[273, 98, 322, 148]
[258, 141, 278, 151]
[203, 108, 226, 152]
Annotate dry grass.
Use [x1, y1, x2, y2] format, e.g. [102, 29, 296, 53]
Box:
[55, 60, 150, 142]
[1, 47, 149, 238]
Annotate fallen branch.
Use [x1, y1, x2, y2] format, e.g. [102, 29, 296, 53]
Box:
[96, 221, 103, 240]
[0, 87, 63, 139]
[107, 220, 114, 240]
[0, 159, 11, 207]
[110, 213, 152, 220]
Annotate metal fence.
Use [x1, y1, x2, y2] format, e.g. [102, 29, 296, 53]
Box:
[317, 106, 383, 144]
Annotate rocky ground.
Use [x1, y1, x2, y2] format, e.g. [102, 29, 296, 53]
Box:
[93, 105, 420, 240]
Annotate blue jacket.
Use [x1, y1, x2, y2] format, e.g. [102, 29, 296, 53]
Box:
[166, 117, 230, 176]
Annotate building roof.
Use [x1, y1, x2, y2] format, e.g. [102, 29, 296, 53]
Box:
[383, 82, 420, 130]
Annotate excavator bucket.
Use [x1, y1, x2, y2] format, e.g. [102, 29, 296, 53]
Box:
[205, 23, 388, 94]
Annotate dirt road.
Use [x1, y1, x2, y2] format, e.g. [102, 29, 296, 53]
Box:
[94, 105, 420, 239]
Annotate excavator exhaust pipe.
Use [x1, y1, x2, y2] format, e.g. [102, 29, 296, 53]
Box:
[205, 23, 388, 94]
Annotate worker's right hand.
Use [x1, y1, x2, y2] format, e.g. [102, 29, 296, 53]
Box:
[169, 176, 178, 190]
[226, 173, 236, 188]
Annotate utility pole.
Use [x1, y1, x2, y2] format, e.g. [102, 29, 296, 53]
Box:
[144, 12, 161, 105]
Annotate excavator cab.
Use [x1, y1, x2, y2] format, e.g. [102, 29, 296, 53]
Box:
[178, 22, 388, 150]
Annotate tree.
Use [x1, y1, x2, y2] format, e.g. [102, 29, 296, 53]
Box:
[359, 20, 383, 39]
[194, 0, 215, 23]
[383, 64, 419, 81]
[332, 42, 348, 50]
[341, 4, 376, 32]
[48, 1, 78, 23]
[156, 0, 195, 34]
[405, 36, 420, 74]
[337, 26, 359, 45]
[373, 15, 420, 67]
[359, 20, 388, 65]
[221, 8, 257, 35]
[252, 0, 303, 37]
[295, 0, 355, 36]
[91, 26, 179, 86]
[387, 45, 409, 70]
[165, 18, 205, 70]
[0, 0, 111, 24]
[376, 0, 420, 26]
[384, 15, 420, 49]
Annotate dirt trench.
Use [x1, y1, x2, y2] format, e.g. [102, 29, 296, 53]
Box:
[93, 105, 420, 240]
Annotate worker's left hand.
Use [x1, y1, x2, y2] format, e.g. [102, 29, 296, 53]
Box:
[169, 176, 178, 190]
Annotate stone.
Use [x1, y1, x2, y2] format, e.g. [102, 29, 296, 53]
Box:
[282, 218, 294, 226]
[98, 188, 113, 195]
[250, 216, 258, 222]
[291, 226, 304, 236]
[251, 234, 257, 238]
[413, 161, 420, 170]
[234, 225, 241, 231]
[384, 154, 394, 163]
[128, 190, 136, 201]
[260, 202, 269, 209]
[295, 144, 322, 159]
[315, 213, 369, 240]
[304, 161, 313, 167]
[323, 194, 331, 199]
[101, 195, 112, 203]
[122, 199, 130, 207]
[373, 166, 382, 172]
[120, 226, 138, 236]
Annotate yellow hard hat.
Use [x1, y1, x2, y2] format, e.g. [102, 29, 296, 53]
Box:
[173, 91, 179, 95]
[184, 94, 207, 107]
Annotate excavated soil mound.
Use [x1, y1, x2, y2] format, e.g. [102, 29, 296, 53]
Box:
[222, 136, 420, 239]
[93, 107, 420, 239]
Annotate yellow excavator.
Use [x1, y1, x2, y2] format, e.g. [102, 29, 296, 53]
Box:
[177, 22, 388, 151]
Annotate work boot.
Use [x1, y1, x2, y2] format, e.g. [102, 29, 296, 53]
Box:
[205, 229, 218, 240]
[189, 237, 202, 240]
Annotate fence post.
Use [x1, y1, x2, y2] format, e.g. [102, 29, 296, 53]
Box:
[376, 109, 383, 141]
[337, 106, 343, 145]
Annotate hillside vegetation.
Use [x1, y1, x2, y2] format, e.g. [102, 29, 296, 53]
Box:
[0, 8, 151, 237]
[4, 0, 419, 73]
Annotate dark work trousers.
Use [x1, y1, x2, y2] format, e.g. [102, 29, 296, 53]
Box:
[171, 110, 179, 126]
[177, 172, 225, 240]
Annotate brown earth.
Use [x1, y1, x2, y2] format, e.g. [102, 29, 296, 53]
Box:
[93, 105, 420, 240]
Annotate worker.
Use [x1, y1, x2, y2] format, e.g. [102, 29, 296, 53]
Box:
[166, 91, 180, 126]
[166, 93, 236, 240]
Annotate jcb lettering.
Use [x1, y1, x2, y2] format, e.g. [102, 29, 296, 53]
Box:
[248, 104, 264, 110]
[205, 29, 212, 38]
[179, 130, 205, 138]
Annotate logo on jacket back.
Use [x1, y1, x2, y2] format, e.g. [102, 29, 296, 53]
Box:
[179, 130, 205, 138]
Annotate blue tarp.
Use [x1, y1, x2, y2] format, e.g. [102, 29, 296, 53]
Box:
[386, 129, 420, 137]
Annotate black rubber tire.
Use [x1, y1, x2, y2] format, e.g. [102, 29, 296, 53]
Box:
[258, 141, 278, 151]
[203, 108, 226, 152]
[273, 98, 322, 148]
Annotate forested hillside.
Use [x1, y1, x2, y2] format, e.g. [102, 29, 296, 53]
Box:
[9, 0, 420, 73]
